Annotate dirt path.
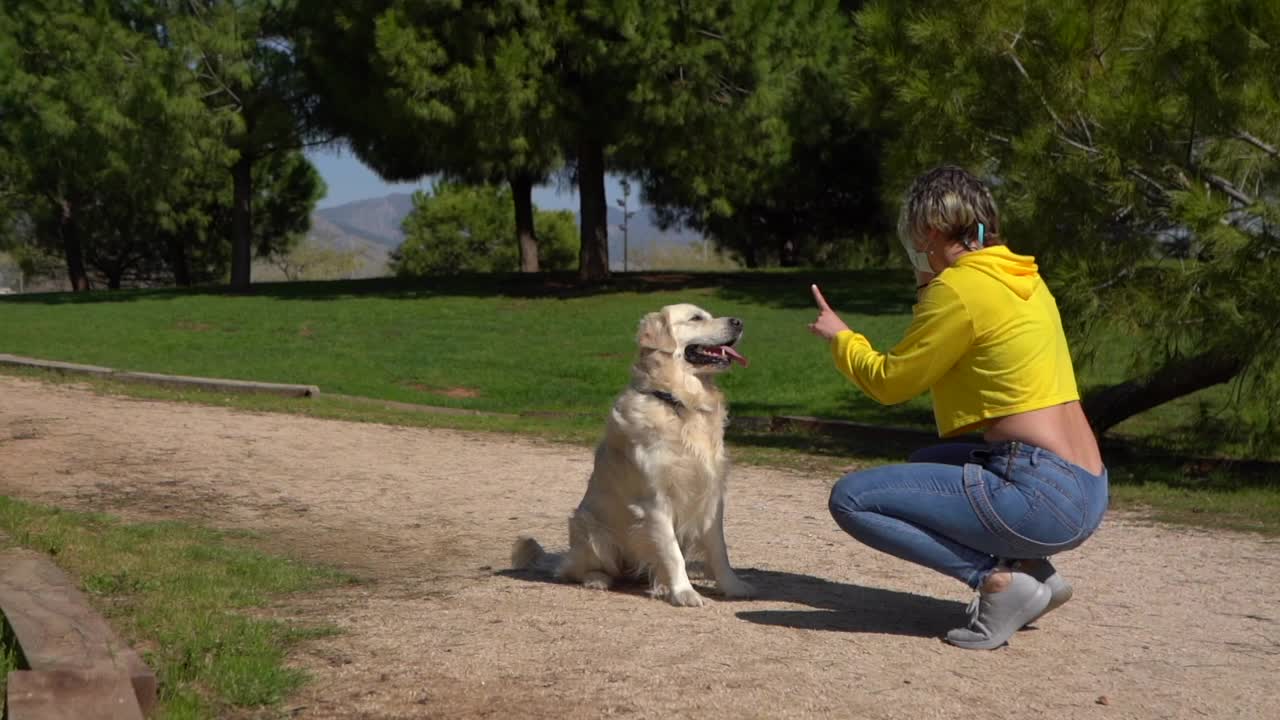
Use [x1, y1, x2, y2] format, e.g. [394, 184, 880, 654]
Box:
[1, 375, 1277, 719]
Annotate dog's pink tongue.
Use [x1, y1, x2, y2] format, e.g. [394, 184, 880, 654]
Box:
[722, 346, 749, 368]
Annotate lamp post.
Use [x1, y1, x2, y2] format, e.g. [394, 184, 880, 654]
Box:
[616, 179, 636, 272]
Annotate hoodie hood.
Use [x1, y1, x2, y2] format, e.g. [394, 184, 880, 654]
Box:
[950, 245, 1040, 300]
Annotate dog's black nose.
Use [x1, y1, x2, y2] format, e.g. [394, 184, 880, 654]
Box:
[728, 317, 743, 329]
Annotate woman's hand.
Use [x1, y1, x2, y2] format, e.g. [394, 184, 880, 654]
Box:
[808, 284, 850, 340]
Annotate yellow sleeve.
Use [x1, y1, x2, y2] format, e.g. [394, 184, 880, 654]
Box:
[829, 281, 974, 405]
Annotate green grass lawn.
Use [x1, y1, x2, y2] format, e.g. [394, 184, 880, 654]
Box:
[0, 497, 350, 719]
[0, 270, 1257, 440]
[0, 271, 1166, 424]
[1, 270, 1276, 535]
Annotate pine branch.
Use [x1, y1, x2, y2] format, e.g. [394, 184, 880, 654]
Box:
[1131, 159, 1256, 213]
[1005, 43, 1068, 136]
[1127, 168, 1170, 196]
[1077, 110, 1095, 148]
[1235, 130, 1279, 158]
[1093, 267, 1133, 292]
[1083, 347, 1249, 434]
[258, 133, 340, 156]
[1061, 135, 1102, 156]
[1203, 172, 1255, 205]
[714, 73, 750, 96]
[1005, 41, 1103, 158]
[197, 51, 243, 107]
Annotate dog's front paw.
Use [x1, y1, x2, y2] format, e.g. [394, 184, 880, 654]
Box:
[718, 576, 756, 600]
[581, 571, 613, 591]
[668, 584, 706, 608]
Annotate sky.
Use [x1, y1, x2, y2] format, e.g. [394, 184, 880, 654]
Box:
[305, 145, 638, 212]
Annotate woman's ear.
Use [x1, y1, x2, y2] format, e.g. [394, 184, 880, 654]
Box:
[636, 311, 676, 352]
[924, 228, 948, 251]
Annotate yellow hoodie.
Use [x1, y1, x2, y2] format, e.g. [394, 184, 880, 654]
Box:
[830, 245, 1080, 438]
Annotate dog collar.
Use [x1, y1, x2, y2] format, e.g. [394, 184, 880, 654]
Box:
[644, 390, 684, 410]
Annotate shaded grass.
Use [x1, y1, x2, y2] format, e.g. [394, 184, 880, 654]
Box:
[0, 496, 352, 719]
[1099, 451, 1280, 534]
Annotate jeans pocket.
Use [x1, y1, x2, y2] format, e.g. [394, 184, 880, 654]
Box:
[1010, 489, 1084, 547]
[963, 462, 1088, 557]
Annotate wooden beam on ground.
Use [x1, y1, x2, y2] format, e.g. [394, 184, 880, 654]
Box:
[0, 353, 319, 398]
[5, 670, 144, 720]
[0, 354, 115, 378]
[113, 370, 319, 398]
[0, 549, 156, 716]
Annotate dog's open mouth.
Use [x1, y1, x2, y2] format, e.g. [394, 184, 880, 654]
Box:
[684, 342, 749, 368]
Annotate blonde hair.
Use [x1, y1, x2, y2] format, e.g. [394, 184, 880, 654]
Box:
[897, 166, 1002, 250]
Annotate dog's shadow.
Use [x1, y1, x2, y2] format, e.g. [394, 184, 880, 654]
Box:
[498, 564, 966, 639]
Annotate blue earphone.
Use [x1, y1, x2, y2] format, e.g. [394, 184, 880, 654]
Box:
[976, 222, 985, 248]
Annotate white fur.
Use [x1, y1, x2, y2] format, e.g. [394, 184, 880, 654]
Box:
[512, 303, 754, 607]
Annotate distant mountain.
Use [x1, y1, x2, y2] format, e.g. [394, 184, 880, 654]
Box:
[307, 215, 392, 271]
[314, 193, 416, 248]
[305, 192, 706, 272]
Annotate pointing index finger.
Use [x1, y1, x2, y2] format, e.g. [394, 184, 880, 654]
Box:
[811, 284, 832, 311]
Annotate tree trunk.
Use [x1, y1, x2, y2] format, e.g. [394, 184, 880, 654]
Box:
[229, 153, 253, 290]
[106, 266, 122, 290]
[58, 199, 90, 291]
[576, 137, 609, 283]
[1083, 349, 1249, 434]
[167, 234, 192, 287]
[779, 238, 798, 267]
[741, 239, 760, 269]
[510, 174, 540, 273]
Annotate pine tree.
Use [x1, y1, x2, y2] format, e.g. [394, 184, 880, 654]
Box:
[851, 0, 1280, 440]
[171, 0, 327, 289]
[294, 0, 562, 273]
[0, 0, 226, 289]
[637, 9, 883, 268]
[295, 0, 846, 282]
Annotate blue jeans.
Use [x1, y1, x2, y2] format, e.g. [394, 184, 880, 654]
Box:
[828, 441, 1109, 589]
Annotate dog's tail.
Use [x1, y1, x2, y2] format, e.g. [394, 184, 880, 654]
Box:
[511, 535, 559, 573]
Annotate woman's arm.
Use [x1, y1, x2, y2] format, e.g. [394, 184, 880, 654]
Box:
[820, 281, 974, 405]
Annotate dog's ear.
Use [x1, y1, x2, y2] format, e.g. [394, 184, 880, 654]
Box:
[636, 311, 677, 352]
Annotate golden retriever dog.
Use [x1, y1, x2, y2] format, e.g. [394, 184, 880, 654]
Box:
[512, 303, 755, 607]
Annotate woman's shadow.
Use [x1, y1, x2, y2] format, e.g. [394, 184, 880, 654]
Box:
[499, 564, 967, 639]
[730, 567, 966, 638]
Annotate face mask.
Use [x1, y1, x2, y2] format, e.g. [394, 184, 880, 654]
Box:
[900, 232, 934, 274]
[903, 222, 987, 271]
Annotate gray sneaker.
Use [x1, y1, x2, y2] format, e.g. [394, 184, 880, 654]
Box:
[945, 571, 1051, 650]
[1014, 558, 1073, 627]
